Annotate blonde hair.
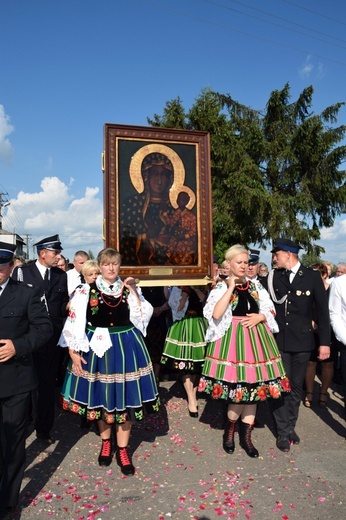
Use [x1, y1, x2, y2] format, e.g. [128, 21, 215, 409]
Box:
[81, 259, 100, 277]
[322, 260, 334, 276]
[224, 244, 249, 262]
[97, 248, 121, 265]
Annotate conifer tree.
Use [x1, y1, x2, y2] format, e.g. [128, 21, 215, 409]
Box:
[148, 84, 346, 257]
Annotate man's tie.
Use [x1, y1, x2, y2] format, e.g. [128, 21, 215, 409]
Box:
[44, 268, 50, 293]
[285, 269, 292, 284]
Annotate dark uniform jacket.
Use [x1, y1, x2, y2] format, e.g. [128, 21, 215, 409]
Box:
[0, 278, 53, 399]
[12, 263, 68, 347]
[270, 265, 330, 352]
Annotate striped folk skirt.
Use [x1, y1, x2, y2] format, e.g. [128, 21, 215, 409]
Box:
[199, 317, 290, 403]
[161, 316, 208, 374]
[61, 325, 160, 424]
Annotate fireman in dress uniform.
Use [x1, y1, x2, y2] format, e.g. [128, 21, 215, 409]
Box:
[267, 238, 330, 452]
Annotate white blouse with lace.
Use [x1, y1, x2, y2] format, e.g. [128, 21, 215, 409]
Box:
[204, 279, 279, 343]
[58, 278, 153, 357]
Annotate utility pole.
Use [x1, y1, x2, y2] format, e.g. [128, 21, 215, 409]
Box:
[23, 233, 32, 260]
[0, 191, 10, 231]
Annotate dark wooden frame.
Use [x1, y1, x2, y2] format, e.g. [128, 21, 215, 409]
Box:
[103, 123, 212, 284]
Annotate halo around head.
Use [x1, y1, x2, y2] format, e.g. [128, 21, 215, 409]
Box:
[129, 143, 192, 208]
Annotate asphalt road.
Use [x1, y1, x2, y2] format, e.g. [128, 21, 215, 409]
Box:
[18, 376, 346, 520]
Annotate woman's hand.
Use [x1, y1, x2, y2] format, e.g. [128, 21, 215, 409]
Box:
[212, 277, 236, 319]
[123, 277, 141, 305]
[241, 313, 266, 329]
[69, 349, 87, 376]
[123, 277, 137, 290]
[225, 275, 238, 292]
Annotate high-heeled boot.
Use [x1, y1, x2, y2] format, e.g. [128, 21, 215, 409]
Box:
[222, 419, 237, 454]
[239, 421, 259, 458]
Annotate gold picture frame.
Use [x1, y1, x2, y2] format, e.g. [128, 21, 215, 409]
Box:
[103, 124, 213, 285]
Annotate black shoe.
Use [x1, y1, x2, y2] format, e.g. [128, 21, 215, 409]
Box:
[36, 432, 55, 444]
[188, 403, 199, 418]
[239, 422, 259, 458]
[98, 438, 112, 466]
[276, 436, 290, 452]
[116, 447, 135, 476]
[222, 419, 237, 454]
[289, 430, 300, 445]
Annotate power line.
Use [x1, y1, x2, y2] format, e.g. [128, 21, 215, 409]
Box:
[140, 0, 346, 66]
[214, 0, 346, 45]
[282, 0, 346, 27]
[3, 206, 29, 237]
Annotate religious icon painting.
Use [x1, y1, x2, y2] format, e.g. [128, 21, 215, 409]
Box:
[103, 123, 213, 285]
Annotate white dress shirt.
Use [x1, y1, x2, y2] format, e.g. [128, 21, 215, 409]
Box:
[0, 279, 10, 294]
[329, 273, 346, 345]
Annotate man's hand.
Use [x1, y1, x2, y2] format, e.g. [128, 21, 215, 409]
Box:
[0, 339, 16, 362]
[318, 346, 330, 361]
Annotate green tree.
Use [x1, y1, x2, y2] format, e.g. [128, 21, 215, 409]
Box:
[300, 252, 321, 267]
[148, 85, 346, 258]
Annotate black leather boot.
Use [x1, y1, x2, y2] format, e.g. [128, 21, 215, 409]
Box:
[222, 419, 237, 454]
[239, 421, 259, 458]
[116, 446, 135, 476]
[98, 438, 112, 466]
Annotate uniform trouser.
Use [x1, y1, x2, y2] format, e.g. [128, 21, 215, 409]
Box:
[0, 391, 31, 512]
[269, 350, 311, 437]
[33, 344, 61, 435]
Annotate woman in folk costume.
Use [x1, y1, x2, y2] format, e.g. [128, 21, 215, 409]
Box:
[199, 244, 290, 458]
[161, 285, 208, 417]
[59, 248, 159, 475]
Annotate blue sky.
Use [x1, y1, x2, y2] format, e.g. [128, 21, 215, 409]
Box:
[0, 0, 345, 267]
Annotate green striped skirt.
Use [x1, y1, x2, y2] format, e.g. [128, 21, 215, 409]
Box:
[161, 316, 208, 374]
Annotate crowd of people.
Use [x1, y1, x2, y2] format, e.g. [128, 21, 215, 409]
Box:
[1, 235, 345, 520]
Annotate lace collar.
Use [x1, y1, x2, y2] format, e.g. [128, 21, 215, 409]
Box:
[96, 275, 123, 296]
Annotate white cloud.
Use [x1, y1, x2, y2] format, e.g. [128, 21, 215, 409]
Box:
[317, 62, 326, 79]
[0, 105, 14, 160]
[3, 176, 103, 260]
[298, 56, 326, 81]
[320, 217, 346, 241]
[45, 155, 53, 171]
[249, 216, 346, 269]
[298, 55, 313, 79]
[318, 216, 346, 262]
